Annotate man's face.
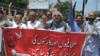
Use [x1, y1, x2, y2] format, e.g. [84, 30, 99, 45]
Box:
[46, 12, 52, 19]
[88, 12, 96, 21]
[15, 15, 22, 24]
[53, 13, 62, 23]
[76, 16, 83, 24]
[28, 12, 36, 21]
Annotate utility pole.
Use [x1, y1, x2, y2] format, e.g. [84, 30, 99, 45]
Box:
[96, 0, 99, 16]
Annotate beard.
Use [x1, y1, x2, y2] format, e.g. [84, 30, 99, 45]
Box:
[88, 18, 95, 22]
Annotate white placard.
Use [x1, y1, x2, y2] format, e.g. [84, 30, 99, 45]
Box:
[29, 0, 49, 9]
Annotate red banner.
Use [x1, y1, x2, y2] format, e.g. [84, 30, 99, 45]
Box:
[2, 28, 86, 56]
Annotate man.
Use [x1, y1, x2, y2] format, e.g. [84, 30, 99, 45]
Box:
[43, 11, 69, 32]
[83, 12, 100, 56]
[27, 10, 43, 29]
[0, 10, 5, 56]
[74, 15, 84, 32]
[46, 11, 53, 23]
[10, 14, 27, 28]
[93, 17, 100, 56]
[3, 9, 8, 20]
[0, 11, 6, 27]
[67, 15, 84, 32]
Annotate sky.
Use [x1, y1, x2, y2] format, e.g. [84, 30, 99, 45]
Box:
[50, 0, 100, 16]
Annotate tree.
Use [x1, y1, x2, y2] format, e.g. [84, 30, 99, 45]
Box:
[0, 0, 28, 8]
[95, 11, 100, 17]
[55, 1, 69, 20]
[75, 11, 81, 16]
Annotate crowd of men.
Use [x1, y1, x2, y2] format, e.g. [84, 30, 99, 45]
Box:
[0, 2, 100, 56]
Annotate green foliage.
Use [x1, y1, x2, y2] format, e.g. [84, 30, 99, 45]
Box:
[96, 11, 100, 17]
[0, 0, 83, 19]
[54, 1, 68, 20]
[75, 11, 81, 16]
[60, 1, 68, 20]
[0, 0, 28, 8]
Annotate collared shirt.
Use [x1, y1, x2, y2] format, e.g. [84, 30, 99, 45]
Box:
[12, 21, 27, 29]
[47, 19, 53, 24]
[85, 21, 95, 32]
[74, 22, 83, 32]
[66, 21, 83, 32]
[84, 21, 95, 52]
[84, 21, 100, 52]
[27, 20, 43, 29]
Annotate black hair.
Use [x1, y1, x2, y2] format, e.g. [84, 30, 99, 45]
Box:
[76, 15, 83, 19]
[3, 9, 7, 11]
[46, 11, 52, 15]
[0, 10, 3, 14]
[14, 14, 23, 19]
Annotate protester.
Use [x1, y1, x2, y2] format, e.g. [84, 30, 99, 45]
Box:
[43, 11, 70, 32]
[0, 10, 6, 56]
[67, 15, 84, 32]
[0, 10, 11, 27]
[75, 15, 84, 32]
[8, 14, 27, 28]
[93, 17, 100, 56]
[0, 3, 13, 56]
[46, 11, 53, 23]
[83, 12, 100, 56]
[40, 11, 53, 25]
[27, 10, 43, 29]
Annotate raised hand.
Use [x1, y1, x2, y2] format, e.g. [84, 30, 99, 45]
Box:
[9, 2, 12, 8]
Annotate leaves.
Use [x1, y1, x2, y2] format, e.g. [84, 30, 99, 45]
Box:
[55, 1, 68, 20]
[0, 0, 28, 8]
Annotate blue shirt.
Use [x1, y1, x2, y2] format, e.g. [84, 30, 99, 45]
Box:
[84, 21, 100, 52]
[74, 22, 83, 32]
[68, 21, 83, 32]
